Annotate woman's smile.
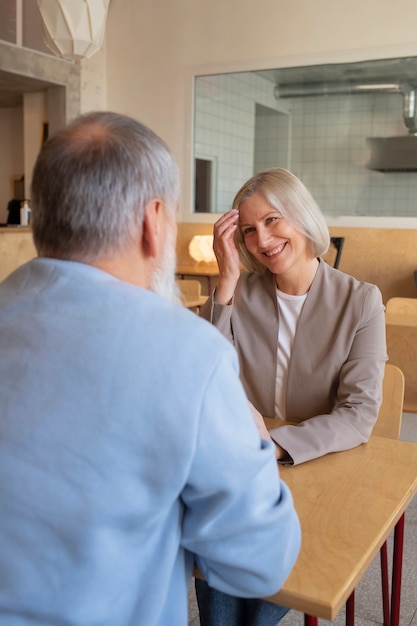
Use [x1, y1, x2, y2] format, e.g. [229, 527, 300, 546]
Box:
[262, 241, 287, 258]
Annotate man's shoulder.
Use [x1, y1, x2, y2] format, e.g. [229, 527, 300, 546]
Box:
[119, 286, 237, 365]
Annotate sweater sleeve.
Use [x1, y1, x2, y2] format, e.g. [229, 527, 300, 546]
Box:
[181, 347, 301, 597]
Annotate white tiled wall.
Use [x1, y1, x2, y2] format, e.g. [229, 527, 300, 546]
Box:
[194, 72, 290, 213]
[194, 72, 417, 217]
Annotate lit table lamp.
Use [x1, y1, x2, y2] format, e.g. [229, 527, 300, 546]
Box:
[188, 235, 216, 264]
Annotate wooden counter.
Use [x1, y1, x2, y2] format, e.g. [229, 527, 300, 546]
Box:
[0, 227, 37, 282]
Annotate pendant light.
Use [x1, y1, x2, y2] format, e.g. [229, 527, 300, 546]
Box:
[37, 0, 110, 61]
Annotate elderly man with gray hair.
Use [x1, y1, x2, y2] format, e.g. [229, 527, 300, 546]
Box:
[0, 112, 300, 626]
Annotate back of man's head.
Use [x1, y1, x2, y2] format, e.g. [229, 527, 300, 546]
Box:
[31, 111, 179, 262]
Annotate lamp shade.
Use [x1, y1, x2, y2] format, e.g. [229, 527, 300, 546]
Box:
[37, 0, 110, 61]
[188, 235, 216, 264]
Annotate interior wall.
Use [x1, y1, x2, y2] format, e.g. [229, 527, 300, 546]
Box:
[23, 92, 47, 201]
[0, 92, 47, 224]
[0, 40, 81, 225]
[80, 47, 107, 113]
[196, 79, 417, 219]
[105, 0, 417, 224]
[194, 72, 290, 214]
[0, 107, 23, 224]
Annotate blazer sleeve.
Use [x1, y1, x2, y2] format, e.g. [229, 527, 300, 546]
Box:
[270, 283, 387, 465]
[199, 291, 234, 344]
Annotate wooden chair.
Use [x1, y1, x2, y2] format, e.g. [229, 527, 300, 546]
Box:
[385, 297, 417, 413]
[329, 236, 345, 269]
[386, 297, 417, 316]
[322, 236, 345, 269]
[176, 279, 207, 313]
[372, 363, 405, 439]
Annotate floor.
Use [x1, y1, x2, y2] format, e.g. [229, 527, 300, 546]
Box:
[188, 412, 417, 626]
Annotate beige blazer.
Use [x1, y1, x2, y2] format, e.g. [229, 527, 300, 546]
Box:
[200, 259, 387, 464]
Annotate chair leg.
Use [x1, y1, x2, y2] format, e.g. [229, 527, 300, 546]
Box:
[304, 615, 318, 626]
[346, 590, 355, 626]
[380, 540, 390, 626]
[390, 513, 405, 626]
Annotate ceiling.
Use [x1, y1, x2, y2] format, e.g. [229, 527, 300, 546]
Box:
[255, 56, 417, 89]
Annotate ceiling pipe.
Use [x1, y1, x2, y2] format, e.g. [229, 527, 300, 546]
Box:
[273, 81, 403, 99]
[274, 80, 417, 137]
[402, 84, 417, 135]
[274, 80, 417, 171]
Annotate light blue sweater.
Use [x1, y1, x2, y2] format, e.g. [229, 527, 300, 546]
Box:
[0, 258, 300, 625]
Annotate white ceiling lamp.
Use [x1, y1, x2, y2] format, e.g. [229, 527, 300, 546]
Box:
[37, 0, 110, 61]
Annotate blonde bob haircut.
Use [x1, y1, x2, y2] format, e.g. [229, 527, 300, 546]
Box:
[233, 168, 330, 273]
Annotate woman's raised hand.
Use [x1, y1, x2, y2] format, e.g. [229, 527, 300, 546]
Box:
[213, 209, 241, 304]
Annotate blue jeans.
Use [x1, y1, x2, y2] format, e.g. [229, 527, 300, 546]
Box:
[195, 579, 289, 626]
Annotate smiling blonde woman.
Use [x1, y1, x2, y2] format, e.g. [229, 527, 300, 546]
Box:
[196, 167, 387, 626]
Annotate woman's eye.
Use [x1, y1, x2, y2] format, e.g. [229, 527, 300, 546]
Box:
[243, 227, 254, 235]
[266, 216, 278, 225]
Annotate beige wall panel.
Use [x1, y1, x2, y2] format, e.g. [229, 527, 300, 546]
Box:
[177, 223, 417, 302]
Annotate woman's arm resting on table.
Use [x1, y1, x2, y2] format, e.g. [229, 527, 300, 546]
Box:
[249, 403, 289, 462]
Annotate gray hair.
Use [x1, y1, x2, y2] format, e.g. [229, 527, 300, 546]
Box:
[232, 168, 330, 273]
[31, 111, 180, 262]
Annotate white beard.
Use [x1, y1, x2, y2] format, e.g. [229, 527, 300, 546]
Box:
[150, 224, 181, 305]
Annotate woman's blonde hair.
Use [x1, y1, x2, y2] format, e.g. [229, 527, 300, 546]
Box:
[233, 168, 330, 273]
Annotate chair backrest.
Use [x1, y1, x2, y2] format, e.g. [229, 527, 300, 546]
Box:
[386, 297, 417, 316]
[372, 363, 405, 440]
[175, 278, 207, 312]
[176, 279, 202, 299]
[329, 236, 345, 269]
[323, 237, 345, 269]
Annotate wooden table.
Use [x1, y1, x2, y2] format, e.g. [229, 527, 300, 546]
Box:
[176, 263, 218, 294]
[260, 427, 417, 625]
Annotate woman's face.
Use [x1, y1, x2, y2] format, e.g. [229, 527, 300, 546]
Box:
[238, 191, 313, 278]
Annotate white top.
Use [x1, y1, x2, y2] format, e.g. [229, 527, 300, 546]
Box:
[275, 289, 307, 419]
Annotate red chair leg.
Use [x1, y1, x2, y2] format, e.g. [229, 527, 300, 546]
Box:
[304, 615, 318, 626]
[390, 513, 405, 626]
[380, 540, 390, 626]
[346, 590, 355, 626]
